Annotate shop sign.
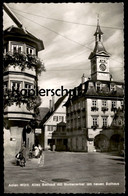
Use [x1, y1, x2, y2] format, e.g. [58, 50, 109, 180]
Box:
[35, 128, 42, 134]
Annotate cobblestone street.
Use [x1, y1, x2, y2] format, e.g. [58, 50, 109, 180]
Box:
[4, 151, 125, 193]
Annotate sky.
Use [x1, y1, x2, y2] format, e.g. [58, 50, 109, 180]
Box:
[3, 3, 124, 108]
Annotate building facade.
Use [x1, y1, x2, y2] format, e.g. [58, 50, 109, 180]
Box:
[40, 96, 68, 150]
[64, 20, 124, 152]
[3, 4, 45, 158]
[52, 122, 67, 151]
[96, 108, 124, 153]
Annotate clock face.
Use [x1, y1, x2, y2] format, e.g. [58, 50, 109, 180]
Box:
[99, 64, 106, 71]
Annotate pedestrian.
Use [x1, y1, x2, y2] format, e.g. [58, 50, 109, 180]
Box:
[19, 142, 26, 166]
[34, 145, 40, 158]
[20, 142, 26, 160]
[38, 145, 44, 167]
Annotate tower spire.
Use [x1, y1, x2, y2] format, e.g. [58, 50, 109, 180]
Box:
[94, 14, 103, 42]
[88, 16, 110, 60]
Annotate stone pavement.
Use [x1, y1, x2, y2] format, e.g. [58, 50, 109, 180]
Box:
[4, 151, 125, 194]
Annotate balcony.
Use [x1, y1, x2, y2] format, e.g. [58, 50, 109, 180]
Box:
[4, 89, 41, 116]
[91, 106, 99, 111]
[3, 51, 45, 76]
[101, 107, 108, 113]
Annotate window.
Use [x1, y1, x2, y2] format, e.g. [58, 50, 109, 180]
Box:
[97, 83, 101, 91]
[26, 45, 35, 55]
[3, 81, 8, 92]
[59, 116, 64, 122]
[102, 100, 107, 107]
[92, 117, 98, 126]
[102, 117, 108, 126]
[53, 116, 58, 122]
[121, 101, 124, 107]
[111, 84, 116, 92]
[112, 101, 117, 108]
[53, 126, 56, 131]
[24, 83, 33, 90]
[92, 100, 97, 106]
[12, 44, 23, 54]
[11, 81, 22, 91]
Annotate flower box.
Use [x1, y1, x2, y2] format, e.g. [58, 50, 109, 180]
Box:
[101, 107, 108, 112]
[91, 106, 99, 111]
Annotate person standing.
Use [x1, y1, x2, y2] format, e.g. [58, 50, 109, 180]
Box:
[38, 145, 44, 166]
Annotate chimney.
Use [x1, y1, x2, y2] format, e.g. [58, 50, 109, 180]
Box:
[81, 74, 88, 92]
[81, 74, 85, 84]
[81, 74, 88, 83]
[52, 96, 55, 111]
[49, 100, 52, 112]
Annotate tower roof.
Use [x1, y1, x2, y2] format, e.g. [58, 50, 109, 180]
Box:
[89, 18, 110, 59]
[94, 22, 103, 36]
[4, 26, 44, 51]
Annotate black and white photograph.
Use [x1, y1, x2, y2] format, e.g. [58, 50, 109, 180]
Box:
[3, 2, 125, 194]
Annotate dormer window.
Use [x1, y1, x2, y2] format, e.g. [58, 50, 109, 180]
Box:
[88, 82, 94, 89]
[111, 84, 116, 92]
[96, 82, 102, 91]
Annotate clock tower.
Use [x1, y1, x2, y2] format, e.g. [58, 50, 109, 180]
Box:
[89, 18, 111, 81]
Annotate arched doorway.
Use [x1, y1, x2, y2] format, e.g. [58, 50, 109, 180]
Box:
[110, 134, 122, 151]
[94, 134, 109, 152]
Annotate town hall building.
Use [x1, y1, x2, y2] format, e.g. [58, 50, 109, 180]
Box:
[64, 19, 124, 152]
